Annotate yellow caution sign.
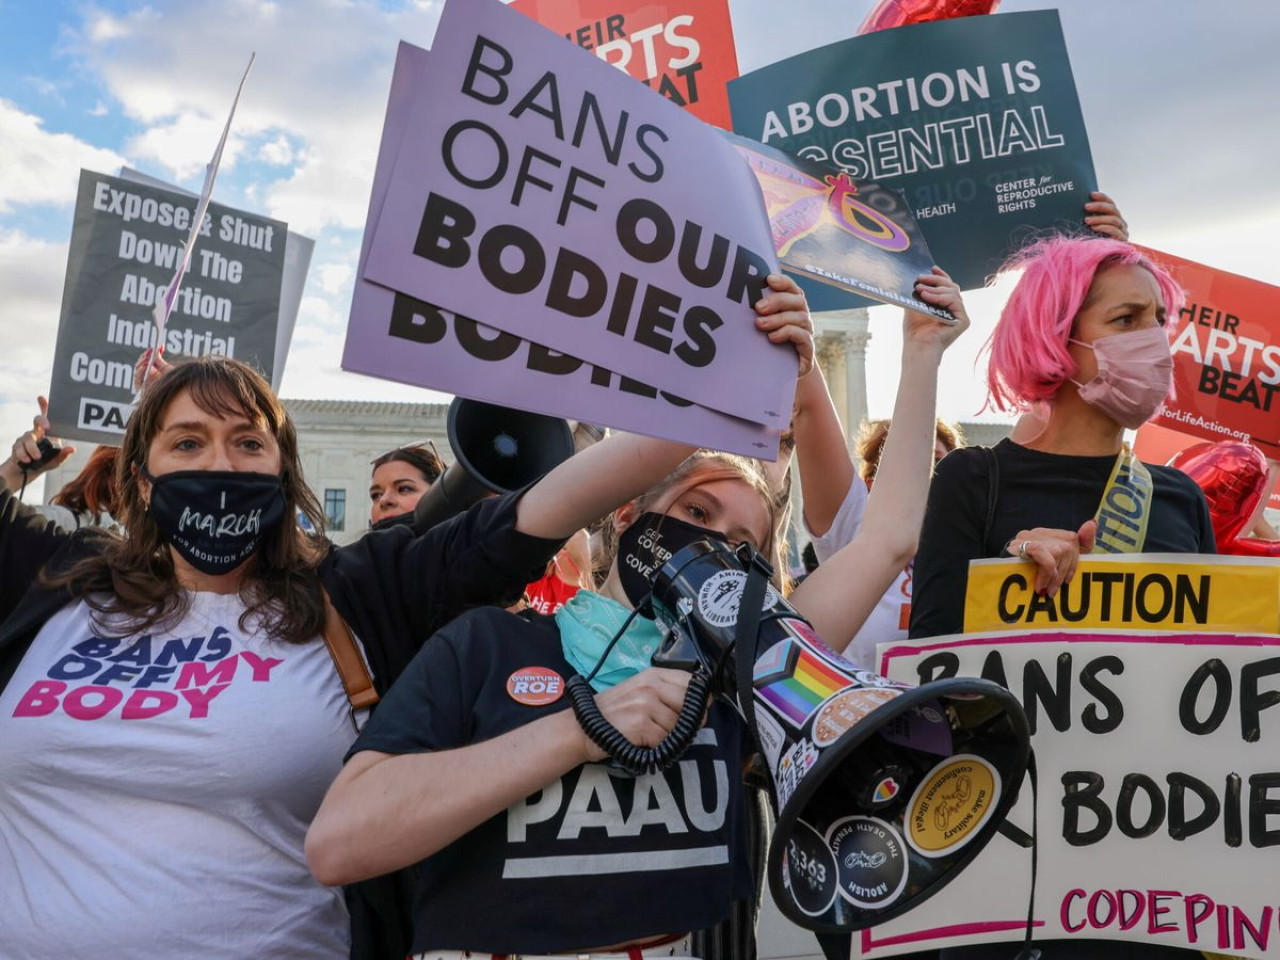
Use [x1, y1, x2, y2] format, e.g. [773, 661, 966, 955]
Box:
[963, 555, 1280, 635]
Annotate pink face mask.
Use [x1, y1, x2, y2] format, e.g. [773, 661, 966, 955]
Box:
[1069, 325, 1173, 429]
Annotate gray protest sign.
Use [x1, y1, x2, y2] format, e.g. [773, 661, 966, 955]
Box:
[119, 166, 313, 388]
[47, 170, 287, 444]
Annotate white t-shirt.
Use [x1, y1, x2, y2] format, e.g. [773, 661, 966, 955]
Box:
[805, 478, 911, 670]
[0, 592, 356, 958]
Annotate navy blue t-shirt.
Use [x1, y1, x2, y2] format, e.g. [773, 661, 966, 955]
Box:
[350, 606, 754, 954]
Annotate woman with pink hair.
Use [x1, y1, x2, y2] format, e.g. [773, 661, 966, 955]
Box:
[909, 234, 1215, 645]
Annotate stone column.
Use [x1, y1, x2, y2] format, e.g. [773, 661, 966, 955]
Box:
[813, 307, 872, 448]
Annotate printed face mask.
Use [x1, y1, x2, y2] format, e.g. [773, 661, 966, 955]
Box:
[143, 468, 286, 575]
[616, 511, 726, 609]
[1069, 326, 1173, 429]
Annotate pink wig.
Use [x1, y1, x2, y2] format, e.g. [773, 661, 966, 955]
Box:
[985, 235, 1185, 412]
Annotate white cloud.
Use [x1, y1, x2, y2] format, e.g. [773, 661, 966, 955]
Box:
[126, 113, 248, 182]
[316, 262, 353, 296]
[258, 134, 292, 166]
[0, 230, 71, 454]
[0, 100, 127, 213]
[69, 0, 446, 233]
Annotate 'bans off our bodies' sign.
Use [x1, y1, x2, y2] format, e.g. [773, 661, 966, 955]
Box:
[363, 0, 793, 429]
[345, 42, 778, 458]
[862, 627, 1280, 959]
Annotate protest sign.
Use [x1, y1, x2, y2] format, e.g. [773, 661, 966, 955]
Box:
[1135, 422, 1280, 515]
[1135, 246, 1280, 457]
[345, 42, 779, 458]
[510, 0, 739, 129]
[723, 132, 952, 320]
[47, 170, 286, 444]
[728, 10, 1096, 311]
[120, 167, 313, 388]
[962, 555, 1280, 635]
[859, 627, 1280, 958]
[364, 0, 794, 429]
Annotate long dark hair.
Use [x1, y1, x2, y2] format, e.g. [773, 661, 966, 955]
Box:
[46, 357, 329, 644]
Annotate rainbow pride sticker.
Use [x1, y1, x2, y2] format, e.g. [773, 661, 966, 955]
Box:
[754, 639, 856, 728]
[873, 777, 901, 804]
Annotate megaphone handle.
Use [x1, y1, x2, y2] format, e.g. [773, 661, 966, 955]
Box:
[565, 671, 712, 776]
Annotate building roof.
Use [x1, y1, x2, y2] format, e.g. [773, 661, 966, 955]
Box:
[282, 399, 450, 417]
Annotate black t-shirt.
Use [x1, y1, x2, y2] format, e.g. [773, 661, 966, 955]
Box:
[350, 606, 754, 954]
[910, 440, 1215, 640]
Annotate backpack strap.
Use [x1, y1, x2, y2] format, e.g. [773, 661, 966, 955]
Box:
[982, 445, 1000, 554]
[320, 589, 379, 725]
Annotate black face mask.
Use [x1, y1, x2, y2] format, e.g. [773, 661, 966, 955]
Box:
[370, 510, 414, 532]
[617, 512, 727, 610]
[143, 468, 286, 575]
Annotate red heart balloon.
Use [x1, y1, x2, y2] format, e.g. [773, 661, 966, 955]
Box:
[1168, 441, 1269, 547]
[858, 0, 1001, 35]
[1222, 535, 1280, 558]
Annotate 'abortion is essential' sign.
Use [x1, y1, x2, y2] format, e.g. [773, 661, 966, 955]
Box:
[728, 10, 1096, 310]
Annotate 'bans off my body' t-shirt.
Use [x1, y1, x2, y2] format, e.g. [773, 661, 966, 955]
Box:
[0, 593, 356, 958]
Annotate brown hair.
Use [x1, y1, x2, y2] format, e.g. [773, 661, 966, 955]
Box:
[597, 451, 785, 587]
[371, 442, 446, 486]
[855, 419, 965, 482]
[46, 357, 328, 644]
[51, 445, 120, 517]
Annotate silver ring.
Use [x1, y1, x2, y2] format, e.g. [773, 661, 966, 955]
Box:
[1018, 540, 1030, 561]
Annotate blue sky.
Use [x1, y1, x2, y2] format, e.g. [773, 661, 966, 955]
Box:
[2, 0, 1278, 476]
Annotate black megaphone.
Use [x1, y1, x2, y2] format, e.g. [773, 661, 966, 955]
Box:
[412, 398, 575, 532]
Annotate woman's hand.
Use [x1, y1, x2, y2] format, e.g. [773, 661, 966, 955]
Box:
[1006, 519, 1098, 597]
[134, 347, 174, 393]
[906, 267, 970, 353]
[754, 273, 815, 376]
[1084, 191, 1129, 241]
[1, 396, 75, 491]
[580, 667, 694, 763]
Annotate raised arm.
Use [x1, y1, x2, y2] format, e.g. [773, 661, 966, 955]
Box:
[792, 363, 856, 538]
[515, 271, 814, 541]
[0, 397, 75, 493]
[306, 641, 692, 886]
[789, 269, 967, 649]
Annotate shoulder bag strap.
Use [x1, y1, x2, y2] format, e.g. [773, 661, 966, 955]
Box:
[982, 445, 1000, 554]
[320, 588, 380, 723]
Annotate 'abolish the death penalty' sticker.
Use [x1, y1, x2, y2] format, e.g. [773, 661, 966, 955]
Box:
[905, 754, 1001, 858]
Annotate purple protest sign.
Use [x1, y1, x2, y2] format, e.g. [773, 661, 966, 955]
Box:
[343, 42, 781, 459]
[363, 0, 795, 429]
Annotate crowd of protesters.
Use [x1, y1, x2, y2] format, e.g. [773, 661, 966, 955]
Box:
[0, 189, 1261, 960]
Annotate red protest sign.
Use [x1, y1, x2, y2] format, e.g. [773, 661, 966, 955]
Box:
[1137, 245, 1280, 456]
[509, 0, 739, 128]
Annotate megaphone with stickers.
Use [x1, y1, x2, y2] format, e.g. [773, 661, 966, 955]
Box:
[566, 535, 1032, 950]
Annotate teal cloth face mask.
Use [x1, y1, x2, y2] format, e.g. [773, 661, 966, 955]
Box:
[556, 590, 666, 692]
